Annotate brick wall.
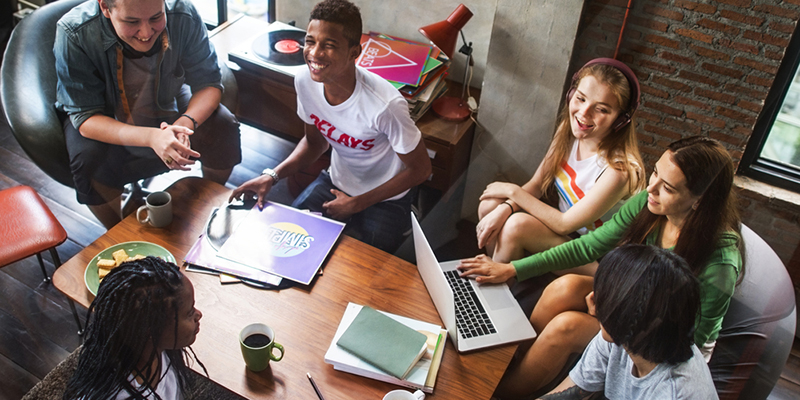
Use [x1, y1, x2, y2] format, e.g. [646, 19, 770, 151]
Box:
[571, 0, 800, 289]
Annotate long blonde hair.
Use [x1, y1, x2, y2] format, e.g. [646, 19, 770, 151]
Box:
[540, 63, 645, 196]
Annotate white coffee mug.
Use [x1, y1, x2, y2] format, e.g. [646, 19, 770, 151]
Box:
[136, 191, 172, 227]
[382, 389, 425, 400]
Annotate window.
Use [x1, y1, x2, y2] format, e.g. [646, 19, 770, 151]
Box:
[191, 0, 274, 28]
[739, 24, 800, 192]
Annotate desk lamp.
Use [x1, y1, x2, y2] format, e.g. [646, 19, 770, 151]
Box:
[419, 4, 474, 122]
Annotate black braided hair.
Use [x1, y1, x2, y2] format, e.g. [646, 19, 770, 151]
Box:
[63, 256, 207, 399]
[594, 244, 701, 364]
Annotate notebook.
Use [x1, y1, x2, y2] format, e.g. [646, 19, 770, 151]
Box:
[411, 214, 537, 352]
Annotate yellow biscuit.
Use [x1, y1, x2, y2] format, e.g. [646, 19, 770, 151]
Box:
[129, 254, 146, 261]
[97, 259, 116, 268]
[112, 249, 129, 266]
[98, 268, 110, 279]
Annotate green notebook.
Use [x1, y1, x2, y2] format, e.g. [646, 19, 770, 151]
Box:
[336, 306, 429, 379]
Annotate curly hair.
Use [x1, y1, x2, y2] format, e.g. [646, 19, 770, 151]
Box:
[309, 0, 362, 47]
[594, 244, 701, 364]
[63, 257, 206, 400]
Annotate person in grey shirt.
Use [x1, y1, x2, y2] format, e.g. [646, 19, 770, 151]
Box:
[540, 244, 718, 400]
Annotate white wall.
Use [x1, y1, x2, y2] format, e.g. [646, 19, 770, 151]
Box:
[275, 0, 496, 88]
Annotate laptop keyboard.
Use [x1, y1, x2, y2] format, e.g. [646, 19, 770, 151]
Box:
[444, 270, 497, 339]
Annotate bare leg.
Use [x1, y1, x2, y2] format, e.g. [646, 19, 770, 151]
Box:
[492, 213, 570, 263]
[530, 274, 594, 332]
[477, 197, 504, 255]
[494, 311, 600, 398]
[202, 166, 233, 186]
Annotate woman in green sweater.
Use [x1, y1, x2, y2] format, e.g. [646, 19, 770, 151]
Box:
[458, 136, 742, 398]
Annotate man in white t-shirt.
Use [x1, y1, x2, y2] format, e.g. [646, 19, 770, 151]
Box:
[230, 0, 431, 253]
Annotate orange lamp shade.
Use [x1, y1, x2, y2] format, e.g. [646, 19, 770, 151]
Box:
[418, 4, 473, 58]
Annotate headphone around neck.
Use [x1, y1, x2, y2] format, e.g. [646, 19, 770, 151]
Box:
[566, 58, 641, 132]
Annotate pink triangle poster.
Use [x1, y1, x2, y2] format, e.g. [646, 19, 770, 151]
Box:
[357, 34, 431, 86]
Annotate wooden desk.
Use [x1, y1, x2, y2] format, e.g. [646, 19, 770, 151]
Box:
[53, 178, 513, 399]
[210, 16, 477, 193]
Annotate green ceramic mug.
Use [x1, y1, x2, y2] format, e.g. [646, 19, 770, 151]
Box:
[239, 323, 284, 371]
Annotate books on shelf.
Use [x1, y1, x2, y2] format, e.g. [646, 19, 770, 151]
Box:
[358, 32, 451, 120]
[325, 303, 447, 393]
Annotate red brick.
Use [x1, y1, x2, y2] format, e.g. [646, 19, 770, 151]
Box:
[716, 106, 757, 125]
[675, 95, 712, 110]
[641, 85, 670, 99]
[724, 83, 767, 100]
[675, 0, 716, 14]
[753, 4, 800, 20]
[639, 143, 665, 157]
[630, 44, 656, 56]
[645, 124, 684, 140]
[679, 70, 720, 87]
[734, 56, 779, 74]
[709, 130, 745, 146]
[697, 18, 740, 35]
[719, 9, 764, 26]
[769, 21, 796, 34]
[716, 0, 751, 7]
[645, 100, 684, 117]
[635, 110, 661, 122]
[660, 51, 696, 65]
[601, 22, 623, 33]
[695, 88, 736, 104]
[644, 5, 684, 21]
[644, 34, 681, 49]
[743, 30, 790, 47]
[686, 112, 726, 128]
[664, 117, 702, 135]
[675, 28, 714, 44]
[655, 139, 674, 150]
[702, 62, 745, 79]
[689, 44, 730, 61]
[786, 0, 800, 5]
[629, 16, 669, 32]
[765, 49, 784, 60]
[636, 132, 655, 144]
[737, 99, 763, 113]
[746, 75, 774, 87]
[652, 76, 692, 92]
[639, 59, 677, 74]
[717, 38, 759, 55]
[732, 125, 753, 136]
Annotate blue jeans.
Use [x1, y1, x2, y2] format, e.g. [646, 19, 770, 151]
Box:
[292, 170, 413, 254]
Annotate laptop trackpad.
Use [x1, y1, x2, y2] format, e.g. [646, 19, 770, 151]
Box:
[479, 284, 518, 311]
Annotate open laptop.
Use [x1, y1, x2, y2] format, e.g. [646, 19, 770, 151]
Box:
[411, 214, 536, 352]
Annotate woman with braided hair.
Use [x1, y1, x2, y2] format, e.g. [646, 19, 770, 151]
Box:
[459, 136, 742, 398]
[64, 256, 204, 400]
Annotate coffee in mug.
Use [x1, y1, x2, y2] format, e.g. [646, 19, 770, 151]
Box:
[239, 323, 284, 372]
[136, 191, 172, 227]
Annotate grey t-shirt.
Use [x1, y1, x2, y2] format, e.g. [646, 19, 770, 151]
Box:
[569, 333, 719, 400]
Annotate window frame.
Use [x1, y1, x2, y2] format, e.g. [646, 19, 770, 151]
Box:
[739, 22, 800, 193]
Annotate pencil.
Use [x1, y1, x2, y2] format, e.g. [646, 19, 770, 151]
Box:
[307, 372, 326, 400]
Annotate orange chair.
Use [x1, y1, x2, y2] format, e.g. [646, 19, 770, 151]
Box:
[0, 185, 83, 334]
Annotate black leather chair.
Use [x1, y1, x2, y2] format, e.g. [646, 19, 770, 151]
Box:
[1, 0, 238, 189]
[709, 224, 796, 400]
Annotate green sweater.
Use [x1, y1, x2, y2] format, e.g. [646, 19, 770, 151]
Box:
[511, 190, 742, 346]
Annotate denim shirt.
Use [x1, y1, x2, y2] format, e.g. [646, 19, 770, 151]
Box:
[54, 0, 222, 129]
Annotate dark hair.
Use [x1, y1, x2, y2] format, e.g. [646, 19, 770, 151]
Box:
[594, 244, 701, 364]
[310, 0, 363, 47]
[63, 257, 206, 400]
[620, 136, 743, 278]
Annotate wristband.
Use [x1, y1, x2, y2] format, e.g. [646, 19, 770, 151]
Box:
[181, 113, 198, 131]
[502, 201, 514, 214]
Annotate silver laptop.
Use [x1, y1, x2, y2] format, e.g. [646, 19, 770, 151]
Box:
[411, 214, 537, 352]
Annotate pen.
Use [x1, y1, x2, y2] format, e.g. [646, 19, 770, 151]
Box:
[307, 372, 326, 400]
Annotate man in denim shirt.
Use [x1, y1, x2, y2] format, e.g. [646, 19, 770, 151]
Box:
[55, 0, 241, 228]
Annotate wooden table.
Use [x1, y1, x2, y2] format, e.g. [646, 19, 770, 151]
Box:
[53, 177, 514, 399]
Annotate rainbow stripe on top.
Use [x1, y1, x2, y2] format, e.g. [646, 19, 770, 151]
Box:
[554, 160, 604, 233]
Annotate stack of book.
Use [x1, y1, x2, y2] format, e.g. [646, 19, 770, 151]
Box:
[325, 303, 447, 393]
[357, 32, 450, 120]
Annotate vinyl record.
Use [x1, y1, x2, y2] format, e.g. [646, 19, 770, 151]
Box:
[252, 30, 305, 66]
